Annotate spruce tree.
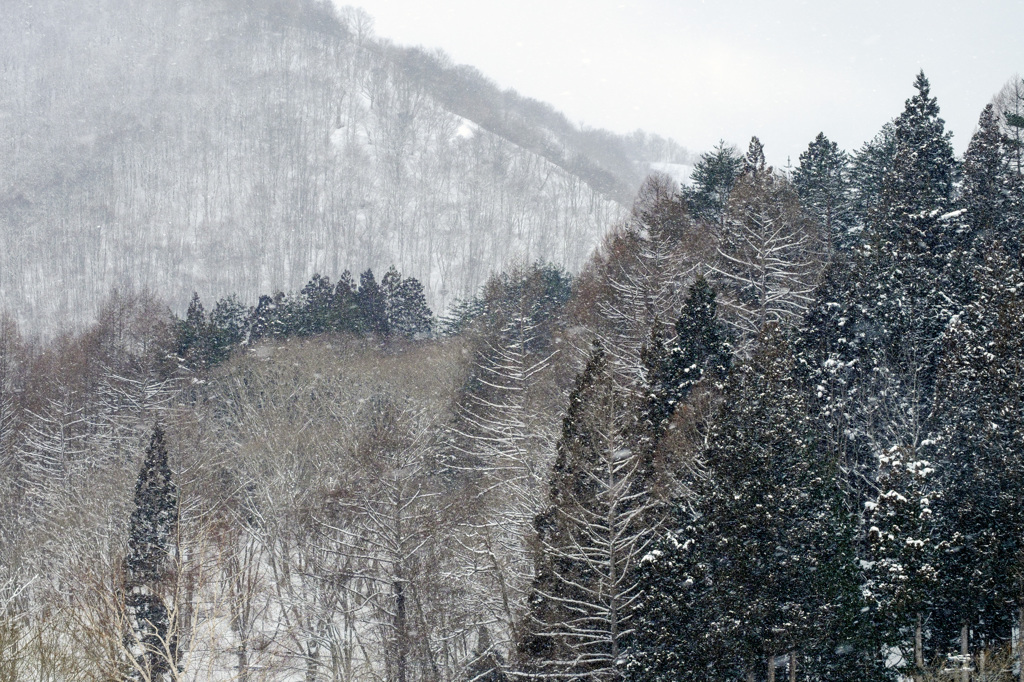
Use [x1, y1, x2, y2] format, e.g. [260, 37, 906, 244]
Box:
[124, 425, 179, 681]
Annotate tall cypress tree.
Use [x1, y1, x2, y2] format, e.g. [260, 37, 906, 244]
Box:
[357, 269, 389, 337]
[688, 141, 743, 227]
[863, 443, 938, 677]
[962, 104, 1017, 256]
[928, 251, 1024, 657]
[630, 326, 861, 681]
[793, 132, 851, 250]
[124, 425, 179, 681]
[801, 73, 962, 503]
[639, 276, 730, 446]
[848, 122, 897, 232]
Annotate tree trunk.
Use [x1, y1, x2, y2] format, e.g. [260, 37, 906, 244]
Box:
[915, 611, 924, 676]
[767, 653, 775, 682]
[237, 642, 249, 682]
[396, 578, 407, 682]
[960, 623, 969, 682]
[788, 651, 796, 682]
[747, 671, 755, 682]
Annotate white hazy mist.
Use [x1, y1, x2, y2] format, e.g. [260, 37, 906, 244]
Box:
[342, 0, 1024, 166]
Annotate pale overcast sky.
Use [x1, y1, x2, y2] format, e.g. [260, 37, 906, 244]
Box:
[338, 0, 1023, 168]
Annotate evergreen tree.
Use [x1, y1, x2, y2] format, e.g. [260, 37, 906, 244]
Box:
[639, 276, 730, 446]
[848, 122, 897, 233]
[928, 251, 1024, 657]
[802, 73, 963, 505]
[124, 425, 179, 681]
[962, 104, 1018, 256]
[333, 270, 363, 334]
[793, 132, 851, 250]
[629, 326, 861, 681]
[876, 71, 956, 231]
[299, 273, 336, 335]
[864, 443, 938, 676]
[381, 267, 433, 338]
[175, 293, 212, 369]
[688, 141, 742, 227]
[357, 269, 389, 337]
[208, 294, 249, 364]
[248, 293, 280, 341]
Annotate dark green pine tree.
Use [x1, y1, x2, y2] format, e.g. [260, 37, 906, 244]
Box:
[248, 293, 279, 341]
[639, 276, 730, 446]
[624, 508, 723, 682]
[688, 140, 743, 227]
[927, 251, 1024, 658]
[516, 342, 658, 681]
[124, 425, 179, 681]
[207, 294, 249, 364]
[876, 71, 956, 230]
[630, 326, 862, 681]
[871, 71, 959, 380]
[333, 270, 363, 334]
[808, 73, 960, 463]
[863, 443, 938, 677]
[793, 132, 852, 250]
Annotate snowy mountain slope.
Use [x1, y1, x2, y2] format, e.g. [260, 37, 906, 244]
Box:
[0, 0, 690, 335]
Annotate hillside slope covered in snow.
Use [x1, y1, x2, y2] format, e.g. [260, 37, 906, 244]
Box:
[0, 0, 692, 334]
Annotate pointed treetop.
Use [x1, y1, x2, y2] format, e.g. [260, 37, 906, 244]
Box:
[914, 70, 930, 97]
[743, 136, 767, 178]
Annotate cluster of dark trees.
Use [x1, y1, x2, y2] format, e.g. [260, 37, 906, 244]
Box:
[507, 72, 1024, 682]
[174, 266, 433, 369]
